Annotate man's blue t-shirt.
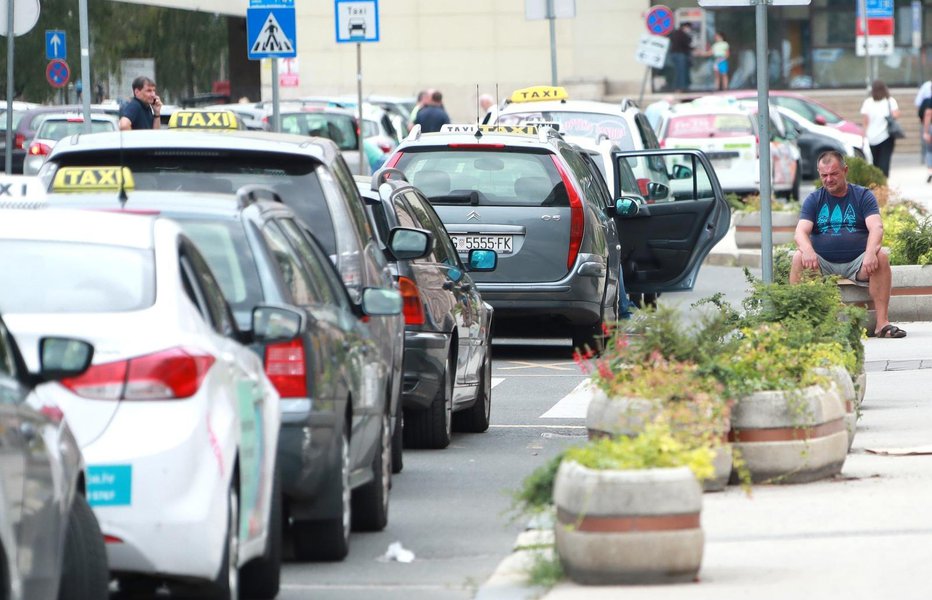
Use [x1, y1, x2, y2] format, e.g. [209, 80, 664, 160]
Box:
[119, 97, 154, 130]
[799, 184, 879, 263]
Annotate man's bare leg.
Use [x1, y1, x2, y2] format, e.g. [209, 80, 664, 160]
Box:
[861, 252, 892, 334]
[789, 250, 819, 284]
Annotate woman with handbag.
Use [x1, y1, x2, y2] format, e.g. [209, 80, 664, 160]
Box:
[860, 80, 901, 177]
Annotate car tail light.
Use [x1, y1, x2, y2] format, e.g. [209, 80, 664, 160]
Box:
[27, 141, 52, 156]
[659, 138, 666, 148]
[60, 347, 215, 400]
[103, 534, 124, 544]
[384, 152, 403, 170]
[264, 338, 307, 398]
[66, 117, 85, 123]
[551, 155, 584, 271]
[378, 142, 392, 154]
[14, 134, 25, 150]
[636, 178, 650, 197]
[397, 276, 425, 326]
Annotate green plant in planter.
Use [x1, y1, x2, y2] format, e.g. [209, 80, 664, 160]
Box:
[729, 193, 801, 214]
[882, 201, 932, 266]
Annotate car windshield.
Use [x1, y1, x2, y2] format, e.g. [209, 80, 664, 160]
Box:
[281, 112, 359, 151]
[774, 96, 842, 125]
[46, 150, 338, 254]
[497, 111, 636, 150]
[37, 119, 115, 141]
[0, 241, 154, 313]
[175, 219, 265, 331]
[665, 114, 753, 138]
[395, 149, 568, 207]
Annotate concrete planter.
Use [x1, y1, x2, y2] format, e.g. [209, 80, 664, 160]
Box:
[729, 385, 848, 484]
[554, 461, 703, 585]
[838, 264, 932, 329]
[734, 211, 798, 250]
[585, 387, 731, 492]
[854, 371, 867, 407]
[814, 365, 858, 451]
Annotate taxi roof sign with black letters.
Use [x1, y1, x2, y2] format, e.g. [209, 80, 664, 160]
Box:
[168, 110, 239, 130]
[508, 86, 569, 104]
[439, 124, 540, 135]
[52, 167, 135, 193]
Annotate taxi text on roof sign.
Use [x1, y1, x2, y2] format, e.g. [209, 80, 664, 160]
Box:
[52, 167, 135, 192]
[508, 86, 569, 104]
[439, 124, 539, 135]
[168, 110, 238, 130]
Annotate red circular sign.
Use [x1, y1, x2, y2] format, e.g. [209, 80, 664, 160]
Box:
[46, 59, 70, 89]
[646, 5, 674, 36]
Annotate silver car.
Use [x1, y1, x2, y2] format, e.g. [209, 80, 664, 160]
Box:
[22, 113, 119, 175]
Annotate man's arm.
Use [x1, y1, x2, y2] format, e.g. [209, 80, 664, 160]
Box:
[119, 116, 132, 131]
[861, 213, 884, 275]
[795, 219, 818, 269]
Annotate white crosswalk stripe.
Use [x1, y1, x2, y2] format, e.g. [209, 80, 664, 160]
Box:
[539, 379, 593, 419]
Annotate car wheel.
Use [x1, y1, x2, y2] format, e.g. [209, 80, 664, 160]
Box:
[453, 349, 492, 433]
[351, 412, 391, 531]
[391, 411, 404, 474]
[572, 323, 604, 355]
[240, 467, 282, 599]
[58, 493, 109, 600]
[205, 485, 239, 600]
[292, 422, 351, 561]
[404, 353, 453, 449]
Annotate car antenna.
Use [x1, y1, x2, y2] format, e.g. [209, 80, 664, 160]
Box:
[475, 84, 480, 124]
[118, 119, 128, 207]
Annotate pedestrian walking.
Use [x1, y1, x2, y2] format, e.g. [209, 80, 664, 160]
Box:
[916, 78, 931, 164]
[710, 32, 730, 91]
[409, 90, 431, 127]
[414, 90, 451, 133]
[859, 80, 899, 177]
[668, 23, 694, 92]
[791, 150, 906, 338]
[921, 99, 932, 183]
[119, 76, 162, 131]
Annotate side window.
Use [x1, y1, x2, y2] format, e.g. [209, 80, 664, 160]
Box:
[560, 148, 602, 208]
[328, 157, 373, 242]
[579, 153, 613, 207]
[403, 191, 458, 265]
[184, 241, 236, 337]
[0, 321, 17, 378]
[635, 113, 661, 149]
[260, 221, 321, 306]
[179, 252, 213, 326]
[277, 217, 339, 306]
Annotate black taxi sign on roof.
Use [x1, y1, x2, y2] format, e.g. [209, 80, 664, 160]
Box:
[52, 167, 135, 192]
[439, 124, 539, 135]
[509, 86, 569, 103]
[168, 110, 238, 130]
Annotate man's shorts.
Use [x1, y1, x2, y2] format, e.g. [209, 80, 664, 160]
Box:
[818, 253, 868, 286]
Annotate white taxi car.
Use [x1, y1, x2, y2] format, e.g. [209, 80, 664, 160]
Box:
[0, 201, 296, 598]
[657, 99, 801, 199]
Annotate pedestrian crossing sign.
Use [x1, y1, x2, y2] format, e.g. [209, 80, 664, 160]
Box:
[247, 0, 297, 60]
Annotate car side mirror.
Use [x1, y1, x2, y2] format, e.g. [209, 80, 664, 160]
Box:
[814, 115, 827, 126]
[671, 164, 692, 180]
[467, 249, 497, 272]
[252, 305, 304, 343]
[615, 197, 640, 217]
[388, 227, 432, 260]
[647, 182, 670, 202]
[361, 288, 402, 316]
[38, 337, 94, 380]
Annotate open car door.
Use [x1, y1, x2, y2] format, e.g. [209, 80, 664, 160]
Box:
[610, 149, 731, 293]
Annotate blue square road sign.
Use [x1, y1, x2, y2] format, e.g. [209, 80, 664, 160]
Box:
[46, 30, 67, 60]
[247, 0, 297, 60]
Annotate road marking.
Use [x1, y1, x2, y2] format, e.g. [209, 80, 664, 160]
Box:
[489, 424, 586, 429]
[498, 360, 576, 372]
[539, 379, 593, 419]
[491, 377, 505, 389]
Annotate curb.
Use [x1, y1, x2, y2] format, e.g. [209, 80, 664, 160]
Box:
[704, 249, 762, 269]
[474, 529, 554, 600]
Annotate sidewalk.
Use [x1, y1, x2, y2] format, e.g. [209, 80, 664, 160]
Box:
[477, 323, 932, 600]
[705, 152, 932, 269]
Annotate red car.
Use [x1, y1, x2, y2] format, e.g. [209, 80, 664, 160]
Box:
[724, 91, 863, 136]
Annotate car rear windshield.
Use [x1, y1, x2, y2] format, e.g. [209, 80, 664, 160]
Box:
[37, 119, 115, 141]
[175, 219, 265, 331]
[48, 150, 338, 254]
[497, 111, 636, 150]
[665, 114, 754, 138]
[394, 149, 568, 207]
[0, 241, 154, 313]
[281, 112, 359, 151]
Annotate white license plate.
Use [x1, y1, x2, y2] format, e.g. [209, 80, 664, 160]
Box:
[450, 235, 514, 254]
[712, 158, 732, 169]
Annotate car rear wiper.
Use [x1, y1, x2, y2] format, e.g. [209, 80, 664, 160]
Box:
[427, 190, 481, 205]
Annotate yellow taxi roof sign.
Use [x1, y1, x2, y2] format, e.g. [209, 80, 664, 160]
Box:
[439, 124, 539, 135]
[508, 86, 569, 104]
[168, 109, 239, 130]
[52, 167, 135, 193]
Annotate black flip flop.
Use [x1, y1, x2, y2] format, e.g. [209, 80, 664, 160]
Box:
[875, 324, 907, 338]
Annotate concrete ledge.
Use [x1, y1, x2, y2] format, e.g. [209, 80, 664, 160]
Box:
[838, 265, 932, 326]
[474, 529, 553, 600]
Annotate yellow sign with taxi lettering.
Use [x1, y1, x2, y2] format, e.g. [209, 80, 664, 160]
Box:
[168, 110, 238, 130]
[439, 124, 539, 136]
[52, 167, 135, 192]
[508, 86, 569, 104]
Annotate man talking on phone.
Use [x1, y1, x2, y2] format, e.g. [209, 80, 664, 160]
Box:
[119, 76, 162, 131]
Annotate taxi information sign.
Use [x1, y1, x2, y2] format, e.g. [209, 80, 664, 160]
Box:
[440, 124, 541, 135]
[167, 110, 239, 130]
[0, 175, 46, 207]
[508, 86, 569, 104]
[52, 167, 135, 193]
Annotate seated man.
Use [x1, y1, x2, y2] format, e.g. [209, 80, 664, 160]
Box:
[790, 150, 906, 338]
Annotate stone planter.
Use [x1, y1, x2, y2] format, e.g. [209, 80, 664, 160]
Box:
[729, 384, 848, 484]
[734, 211, 798, 250]
[854, 371, 867, 407]
[554, 461, 703, 585]
[838, 264, 932, 330]
[585, 387, 731, 492]
[814, 365, 858, 451]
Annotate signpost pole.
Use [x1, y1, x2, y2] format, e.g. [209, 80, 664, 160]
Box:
[860, 0, 871, 90]
[271, 58, 280, 133]
[755, 0, 773, 284]
[638, 66, 649, 107]
[547, 0, 558, 86]
[357, 42, 365, 175]
[5, 0, 14, 174]
[79, 0, 92, 132]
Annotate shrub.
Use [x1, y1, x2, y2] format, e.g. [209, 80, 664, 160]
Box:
[883, 201, 932, 266]
[727, 193, 800, 214]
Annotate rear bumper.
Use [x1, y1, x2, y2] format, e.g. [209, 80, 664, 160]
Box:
[401, 331, 449, 411]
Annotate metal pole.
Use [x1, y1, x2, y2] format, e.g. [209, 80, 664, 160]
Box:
[5, 0, 15, 174]
[271, 58, 280, 133]
[860, 0, 871, 90]
[79, 0, 92, 131]
[638, 66, 649, 108]
[755, 0, 773, 283]
[357, 42, 364, 175]
[547, 0, 557, 86]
